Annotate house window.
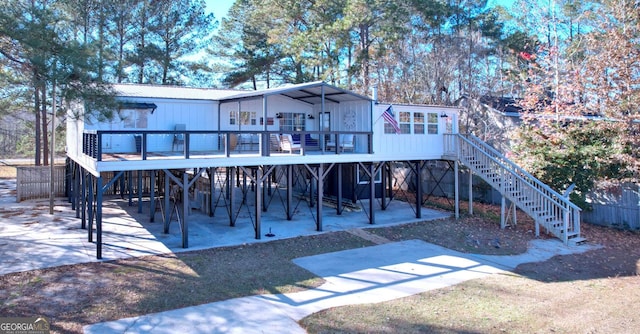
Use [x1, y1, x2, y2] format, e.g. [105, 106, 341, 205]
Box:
[230, 111, 257, 126]
[398, 111, 411, 134]
[414, 112, 425, 134]
[357, 165, 382, 184]
[427, 112, 438, 134]
[121, 109, 148, 129]
[240, 111, 257, 126]
[279, 112, 306, 132]
[230, 111, 237, 125]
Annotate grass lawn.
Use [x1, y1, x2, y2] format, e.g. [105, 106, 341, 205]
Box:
[0, 165, 17, 178]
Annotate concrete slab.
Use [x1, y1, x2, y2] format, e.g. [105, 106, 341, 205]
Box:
[0, 181, 449, 275]
[85, 238, 598, 334]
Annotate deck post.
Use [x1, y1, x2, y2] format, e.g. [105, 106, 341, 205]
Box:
[415, 161, 422, 219]
[209, 168, 215, 217]
[316, 164, 324, 231]
[337, 164, 343, 215]
[468, 169, 473, 215]
[262, 166, 268, 211]
[286, 165, 293, 220]
[369, 162, 376, 224]
[74, 164, 80, 217]
[454, 161, 460, 219]
[127, 171, 133, 206]
[137, 170, 143, 213]
[96, 175, 103, 259]
[229, 167, 236, 226]
[150, 170, 156, 222]
[255, 167, 262, 239]
[88, 175, 94, 242]
[500, 195, 506, 229]
[164, 171, 170, 233]
[119, 173, 125, 198]
[182, 171, 189, 248]
[80, 170, 86, 229]
[380, 162, 387, 210]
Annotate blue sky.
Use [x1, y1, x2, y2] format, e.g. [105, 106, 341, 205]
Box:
[204, 0, 234, 22]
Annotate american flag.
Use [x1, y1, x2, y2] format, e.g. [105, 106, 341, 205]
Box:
[382, 105, 400, 134]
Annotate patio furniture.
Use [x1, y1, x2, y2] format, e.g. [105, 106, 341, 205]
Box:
[270, 134, 282, 152]
[172, 124, 186, 151]
[280, 134, 302, 154]
[327, 134, 354, 152]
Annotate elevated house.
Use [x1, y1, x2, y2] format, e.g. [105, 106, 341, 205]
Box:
[66, 82, 583, 259]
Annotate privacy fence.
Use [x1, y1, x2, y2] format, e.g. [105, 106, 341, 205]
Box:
[583, 183, 640, 230]
[16, 166, 66, 202]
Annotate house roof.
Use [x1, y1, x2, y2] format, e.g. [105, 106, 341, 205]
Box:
[219, 81, 372, 104]
[112, 84, 239, 101]
[478, 96, 523, 116]
[112, 82, 372, 105]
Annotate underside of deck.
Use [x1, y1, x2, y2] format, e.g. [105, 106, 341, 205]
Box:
[66, 158, 459, 259]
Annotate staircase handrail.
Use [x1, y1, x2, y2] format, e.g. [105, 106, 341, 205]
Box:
[460, 133, 581, 212]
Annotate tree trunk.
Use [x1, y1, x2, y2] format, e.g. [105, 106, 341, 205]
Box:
[34, 85, 41, 166]
[41, 83, 48, 166]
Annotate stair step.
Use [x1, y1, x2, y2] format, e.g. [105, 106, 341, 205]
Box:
[537, 215, 556, 222]
[568, 236, 587, 246]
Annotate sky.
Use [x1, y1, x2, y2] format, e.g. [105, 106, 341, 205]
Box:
[204, 0, 235, 23]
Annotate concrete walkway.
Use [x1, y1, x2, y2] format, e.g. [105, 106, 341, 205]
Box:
[84, 238, 596, 334]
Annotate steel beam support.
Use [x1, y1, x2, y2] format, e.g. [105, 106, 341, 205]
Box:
[286, 165, 293, 220]
[454, 161, 460, 219]
[81, 170, 86, 229]
[316, 164, 324, 231]
[380, 162, 388, 210]
[138, 170, 143, 213]
[150, 170, 156, 222]
[88, 175, 94, 242]
[255, 167, 262, 239]
[369, 162, 376, 224]
[127, 171, 133, 206]
[164, 170, 171, 233]
[229, 167, 236, 226]
[337, 164, 343, 215]
[415, 161, 422, 219]
[209, 168, 215, 217]
[468, 168, 473, 215]
[96, 176, 103, 259]
[182, 171, 189, 248]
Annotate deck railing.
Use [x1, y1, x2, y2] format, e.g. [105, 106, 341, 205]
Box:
[82, 130, 373, 162]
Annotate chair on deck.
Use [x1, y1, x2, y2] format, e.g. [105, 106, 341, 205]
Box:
[172, 124, 186, 151]
[327, 134, 354, 152]
[280, 134, 302, 154]
[270, 134, 282, 152]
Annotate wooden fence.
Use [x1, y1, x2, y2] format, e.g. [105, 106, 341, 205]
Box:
[583, 183, 640, 230]
[16, 165, 66, 202]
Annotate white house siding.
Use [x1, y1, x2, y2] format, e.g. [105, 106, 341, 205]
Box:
[83, 98, 218, 153]
[372, 104, 459, 160]
[219, 95, 313, 132]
